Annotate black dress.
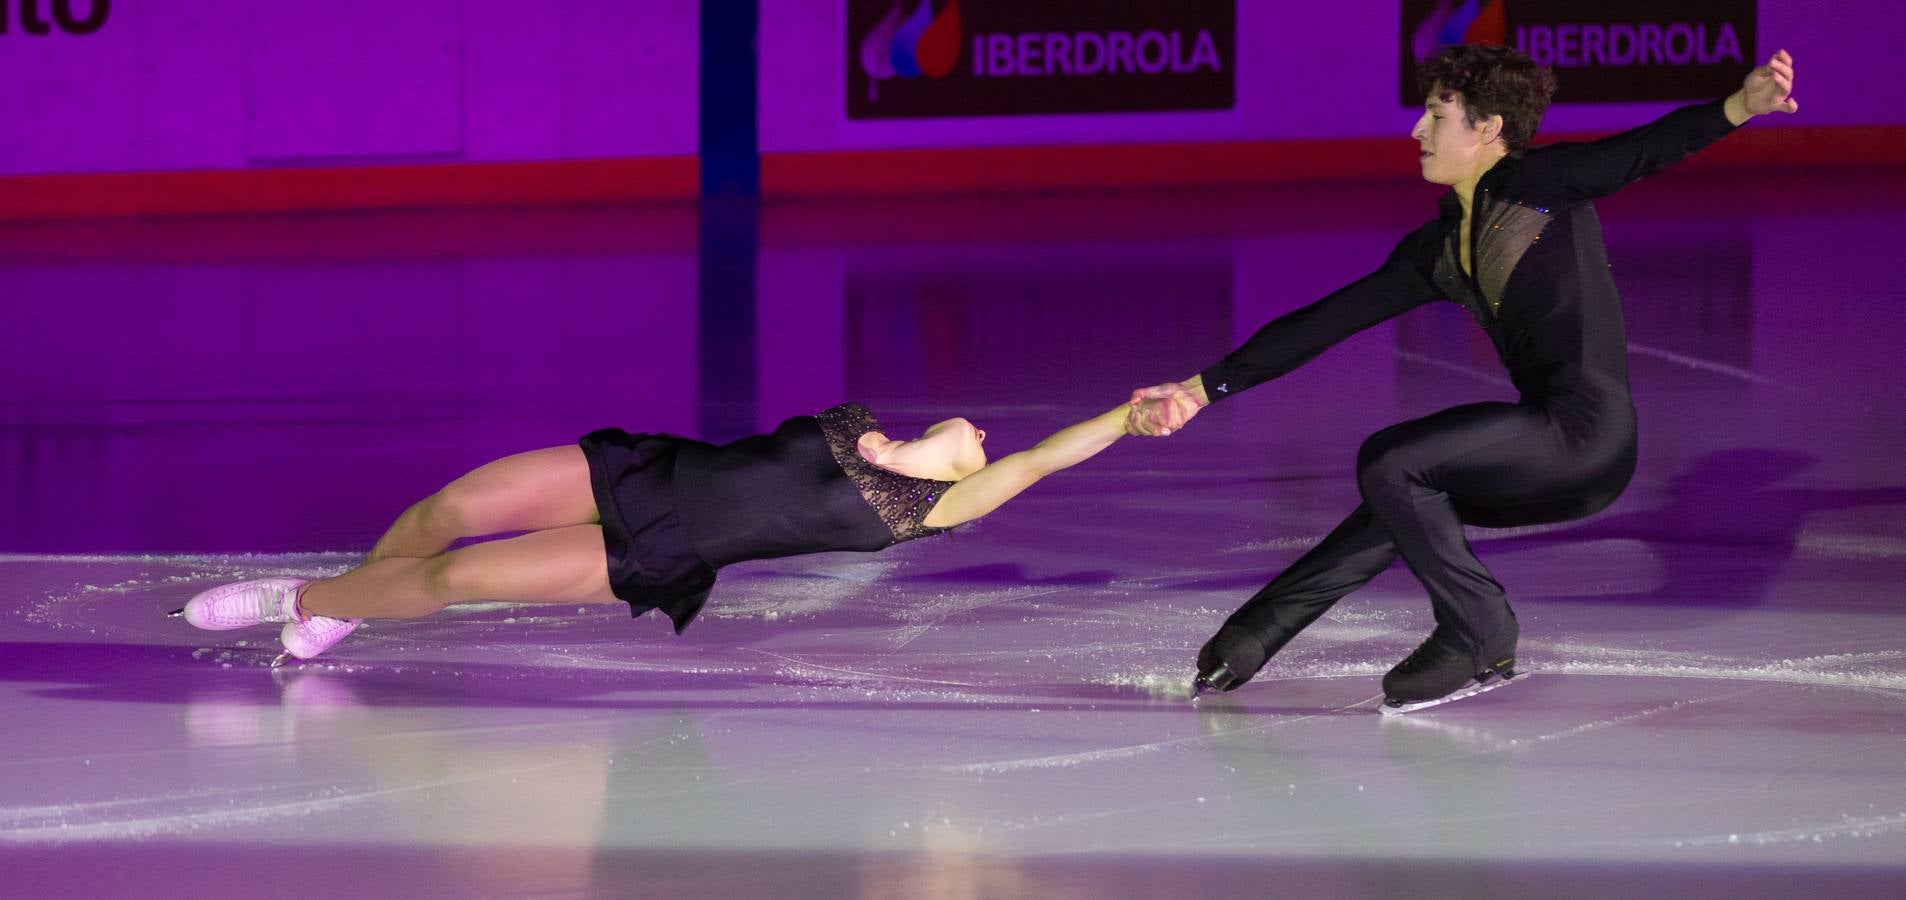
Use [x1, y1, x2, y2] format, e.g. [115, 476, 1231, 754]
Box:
[1199, 101, 1740, 663]
[578, 403, 954, 632]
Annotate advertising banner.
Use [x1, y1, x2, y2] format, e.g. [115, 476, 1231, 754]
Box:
[1401, 0, 1756, 105]
[848, 0, 1235, 120]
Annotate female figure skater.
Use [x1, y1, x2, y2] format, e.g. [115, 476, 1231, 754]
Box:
[178, 401, 1160, 662]
[1128, 45, 1800, 712]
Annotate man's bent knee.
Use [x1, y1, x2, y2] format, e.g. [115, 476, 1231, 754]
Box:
[1356, 435, 1416, 498]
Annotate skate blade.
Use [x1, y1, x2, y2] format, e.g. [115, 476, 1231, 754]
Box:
[166, 608, 186, 618]
[269, 652, 294, 669]
[1181, 663, 1227, 697]
[1189, 662, 1238, 702]
[1378, 670, 1529, 716]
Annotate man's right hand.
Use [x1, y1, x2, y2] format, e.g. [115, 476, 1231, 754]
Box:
[1126, 381, 1204, 436]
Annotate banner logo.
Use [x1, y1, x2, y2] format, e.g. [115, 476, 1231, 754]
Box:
[849, 1, 1235, 120]
[1400, 1, 1754, 104]
[860, 0, 964, 101]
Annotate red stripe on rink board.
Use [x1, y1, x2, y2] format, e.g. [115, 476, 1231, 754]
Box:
[0, 156, 700, 223]
[0, 126, 1898, 220]
[761, 125, 1906, 198]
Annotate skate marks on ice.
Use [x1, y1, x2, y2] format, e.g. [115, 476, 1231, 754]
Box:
[4, 551, 1215, 696]
[4, 552, 358, 641]
[871, 648, 1859, 784]
[10, 550, 1906, 728]
[1535, 641, 1906, 694]
[932, 692, 1387, 776]
[13, 551, 1906, 701]
[701, 558, 904, 623]
[9, 555, 1906, 862]
[1601, 810, 1906, 850]
[0, 755, 582, 844]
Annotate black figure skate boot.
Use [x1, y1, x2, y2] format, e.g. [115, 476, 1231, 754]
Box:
[1192, 621, 1304, 697]
[1379, 616, 1520, 715]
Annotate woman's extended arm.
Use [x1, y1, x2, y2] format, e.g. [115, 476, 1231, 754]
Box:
[922, 404, 1135, 528]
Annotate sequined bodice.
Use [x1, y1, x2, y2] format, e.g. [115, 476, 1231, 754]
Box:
[816, 403, 955, 542]
[1432, 192, 1556, 326]
[1433, 233, 1494, 328]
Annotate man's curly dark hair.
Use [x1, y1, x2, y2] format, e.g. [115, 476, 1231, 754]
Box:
[1415, 44, 1558, 152]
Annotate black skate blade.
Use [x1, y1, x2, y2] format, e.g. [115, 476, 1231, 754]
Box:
[166, 608, 186, 618]
[269, 651, 294, 669]
[1378, 669, 1530, 716]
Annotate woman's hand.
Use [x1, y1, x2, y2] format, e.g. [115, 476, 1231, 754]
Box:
[1125, 381, 1205, 437]
[856, 431, 890, 464]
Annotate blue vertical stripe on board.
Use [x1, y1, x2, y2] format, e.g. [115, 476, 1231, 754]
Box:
[700, 0, 759, 197]
[697, 1, 760, 439]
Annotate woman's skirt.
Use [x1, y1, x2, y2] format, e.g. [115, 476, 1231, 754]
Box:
[577, 429, 717, 633]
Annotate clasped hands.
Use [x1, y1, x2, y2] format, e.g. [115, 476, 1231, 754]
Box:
[1124, 381, 1203, 437]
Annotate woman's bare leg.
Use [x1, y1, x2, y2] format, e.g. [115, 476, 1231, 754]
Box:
[304, 524, 619, 620]
[368, 446, 598, 561]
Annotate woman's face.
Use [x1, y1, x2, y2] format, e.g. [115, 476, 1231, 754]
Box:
[1411, 87, 1500, 186]
[921, 417, 987, 480]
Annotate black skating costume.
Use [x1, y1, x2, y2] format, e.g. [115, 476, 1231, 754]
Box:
[1193, 101, 1742, 702]
[580, 403, 954, 632]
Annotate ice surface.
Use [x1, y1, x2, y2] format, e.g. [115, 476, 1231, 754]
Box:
[5, 176, 1906, 896]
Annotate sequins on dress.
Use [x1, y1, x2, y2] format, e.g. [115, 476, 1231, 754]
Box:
[816, 403, 956, 542]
